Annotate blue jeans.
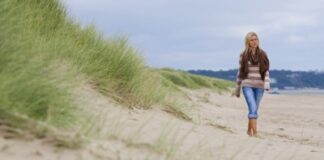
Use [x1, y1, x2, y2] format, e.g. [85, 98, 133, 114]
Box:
[242, 86, 264, 119]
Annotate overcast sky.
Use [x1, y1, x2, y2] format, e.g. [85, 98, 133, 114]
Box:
[63, 0, 324, 71]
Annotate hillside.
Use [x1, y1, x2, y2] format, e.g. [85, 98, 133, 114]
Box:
[2, 0, 324, 160]
[189, 69, 324, 89]
[0, 0, 233, 151]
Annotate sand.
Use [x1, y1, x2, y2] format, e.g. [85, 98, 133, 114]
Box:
[1, 86, 324, 160]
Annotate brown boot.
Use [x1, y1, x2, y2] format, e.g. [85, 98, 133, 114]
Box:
[251, 119, 257, 137]
[247, 119, 253, 136]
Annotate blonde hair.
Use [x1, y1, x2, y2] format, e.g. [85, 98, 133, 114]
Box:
[239, 32, 269, 81]
[244, 32, 259, 52]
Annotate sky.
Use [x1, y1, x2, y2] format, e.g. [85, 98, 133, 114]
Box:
[63, 0, 324, 71]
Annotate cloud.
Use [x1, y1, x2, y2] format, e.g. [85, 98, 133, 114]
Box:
[286, 35, 305, 44]
[225, 11, 318, 38]
[146, 50, 239, 70]
[63, 0, 324, 70]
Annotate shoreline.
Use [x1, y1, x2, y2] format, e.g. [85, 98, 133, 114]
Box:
[269, 89, 324, 95]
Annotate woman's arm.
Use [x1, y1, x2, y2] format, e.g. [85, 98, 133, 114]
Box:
[264, 70, 270, 91]
[234, 54, 243, 97]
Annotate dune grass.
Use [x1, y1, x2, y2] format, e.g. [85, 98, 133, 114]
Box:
[0, 0, 163, 130]
[156, 68, 234, 121]
[0, 0, 234, 145]
[159, 68, 234, 92]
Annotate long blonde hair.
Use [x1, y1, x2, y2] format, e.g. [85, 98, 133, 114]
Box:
[239, 32, 269, 81]
[244, 32, 259, 52]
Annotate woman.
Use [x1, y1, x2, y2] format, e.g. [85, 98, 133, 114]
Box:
[233, 32, 270, 137]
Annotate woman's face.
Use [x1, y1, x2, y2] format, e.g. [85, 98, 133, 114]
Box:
[249, 35, 259, 48]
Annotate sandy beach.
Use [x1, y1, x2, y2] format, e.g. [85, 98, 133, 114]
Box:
[1, 86, 324, 160]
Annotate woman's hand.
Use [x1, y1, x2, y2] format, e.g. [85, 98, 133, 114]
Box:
[232, 87, 240, 98]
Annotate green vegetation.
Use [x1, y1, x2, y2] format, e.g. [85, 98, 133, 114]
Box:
[0, 0, 162, 130]
[0, 0, 233, 143]
[159, 68, 234, 92]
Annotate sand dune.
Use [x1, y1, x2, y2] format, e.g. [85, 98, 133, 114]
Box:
[1, 86, 324, 160]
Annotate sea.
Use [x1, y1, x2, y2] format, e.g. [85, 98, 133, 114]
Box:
[269, 88, 324, 95]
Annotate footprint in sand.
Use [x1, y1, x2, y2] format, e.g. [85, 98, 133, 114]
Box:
[278, 128, 284, 131]
[266, 143, 273, 146]
[31, 150, 43, 157]
[319, 122, 324, 127]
